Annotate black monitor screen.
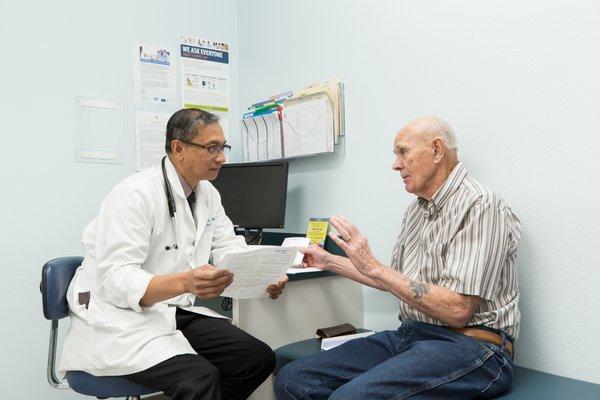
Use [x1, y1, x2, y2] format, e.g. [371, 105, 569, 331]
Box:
[211, 161, 289, 229]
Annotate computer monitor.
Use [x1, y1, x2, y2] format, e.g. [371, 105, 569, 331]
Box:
[211, 161, 289, 229]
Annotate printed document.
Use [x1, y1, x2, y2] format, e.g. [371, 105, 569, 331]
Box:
[133, 44, 177, 104]
[215, 247, 296, 299]
[135, 111, 170, 170]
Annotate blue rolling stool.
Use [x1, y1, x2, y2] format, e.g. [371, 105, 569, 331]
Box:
[41, 256, 157, 399]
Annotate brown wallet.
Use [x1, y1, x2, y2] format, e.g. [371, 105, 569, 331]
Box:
[316, 323, 357, 339]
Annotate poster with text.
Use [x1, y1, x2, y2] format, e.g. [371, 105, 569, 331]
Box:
[135, 111, 170, 171]
[133, 44, 177, 104]
[179, 35, 230, 113]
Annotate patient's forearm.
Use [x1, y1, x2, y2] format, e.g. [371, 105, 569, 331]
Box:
[326, 255, 386, 290]
[371, 267, 480, 327]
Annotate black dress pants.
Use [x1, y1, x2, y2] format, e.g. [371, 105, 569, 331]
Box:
[124, 308, 275, 400]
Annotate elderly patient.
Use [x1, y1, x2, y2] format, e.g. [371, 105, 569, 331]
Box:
[276, 116, 521, 400]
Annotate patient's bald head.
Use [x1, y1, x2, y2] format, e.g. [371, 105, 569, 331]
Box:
[392, 116, 459, 200]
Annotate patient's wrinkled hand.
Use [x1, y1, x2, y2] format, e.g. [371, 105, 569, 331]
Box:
[328, 215, 380, 277]
[298, 245, 332, 270]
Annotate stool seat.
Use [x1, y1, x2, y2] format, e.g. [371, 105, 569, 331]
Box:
[65, 371, 156, 398]
[274, 337, 600, 399]
[41, 257, 160, 399]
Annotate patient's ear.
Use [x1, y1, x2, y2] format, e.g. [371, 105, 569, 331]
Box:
[432, 138, 445, 163]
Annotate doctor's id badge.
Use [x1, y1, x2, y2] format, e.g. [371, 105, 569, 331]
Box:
[306, 218, 330, 247]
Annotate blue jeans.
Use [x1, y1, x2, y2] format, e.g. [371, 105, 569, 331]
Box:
[275, 320, 513, 400]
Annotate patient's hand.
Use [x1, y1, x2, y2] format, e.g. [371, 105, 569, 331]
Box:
[328, 215, 380, 277]
[298, 245, 332, 271]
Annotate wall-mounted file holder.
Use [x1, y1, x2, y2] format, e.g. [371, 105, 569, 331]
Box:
[240, 80, 345, 162]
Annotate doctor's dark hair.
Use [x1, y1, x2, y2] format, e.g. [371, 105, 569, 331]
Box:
[165, 108, 220, 153]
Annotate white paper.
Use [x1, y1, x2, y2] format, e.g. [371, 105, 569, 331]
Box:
[135, 111, 170, 171]
[281, 93, 334, 158]
[281, 237, 310, 266]
[241, 118, 257, 162]
[286, 266, 322, 274]
[321, 331, 376, 351]
[264, 113, 283, 160]
[215, 247, 296, 299]
[293, 80, 345, 142]
[180, 35, 230, 112]
[241, 112, 283, 162]
[133, 44, 177, 104]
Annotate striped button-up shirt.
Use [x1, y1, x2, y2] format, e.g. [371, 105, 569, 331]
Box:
[392, 162, 521, 339]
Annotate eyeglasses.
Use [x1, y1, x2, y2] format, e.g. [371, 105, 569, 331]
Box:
[180, 140, 231, 156]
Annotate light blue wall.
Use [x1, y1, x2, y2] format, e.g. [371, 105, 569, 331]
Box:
[0, 1, 238, 398]
[2, 1, 600, 396]
[237, 0, 600, 384]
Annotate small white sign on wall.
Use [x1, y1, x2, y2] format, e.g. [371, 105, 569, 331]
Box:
[74, 96, 125, 164]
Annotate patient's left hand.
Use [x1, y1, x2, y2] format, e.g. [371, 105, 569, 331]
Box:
[266, 275, 289, 299]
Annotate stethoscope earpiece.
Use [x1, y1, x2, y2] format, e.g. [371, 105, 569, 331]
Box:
[165, 244, 178, 251]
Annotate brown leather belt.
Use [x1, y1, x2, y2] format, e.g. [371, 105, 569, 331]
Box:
[451, 327, 513, 357]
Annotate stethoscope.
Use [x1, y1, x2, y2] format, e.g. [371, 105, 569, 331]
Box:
[161, 156, 179, 251]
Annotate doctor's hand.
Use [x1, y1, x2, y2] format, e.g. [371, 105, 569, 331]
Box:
[298, 245, 332, 270]
[184, 264, 234, 299]
[328, 215, 381, 277]
[266, 275, 289, 300]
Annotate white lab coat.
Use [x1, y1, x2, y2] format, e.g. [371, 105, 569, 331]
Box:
[58, 158, 247, 376]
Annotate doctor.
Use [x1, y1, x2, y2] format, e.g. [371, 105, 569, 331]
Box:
[59, 108, 287, 400]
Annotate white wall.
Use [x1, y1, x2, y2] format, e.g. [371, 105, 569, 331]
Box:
[237, 0, 600, 384]
[0, 1, 239, 398]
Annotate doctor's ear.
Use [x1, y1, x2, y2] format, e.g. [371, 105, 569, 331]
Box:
[170, 140, 185, 158]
